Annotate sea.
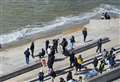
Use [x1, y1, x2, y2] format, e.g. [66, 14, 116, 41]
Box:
[0, 0, 120, 44]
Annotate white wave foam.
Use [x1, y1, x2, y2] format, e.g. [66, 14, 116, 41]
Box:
[94, 4, 120, 15]
[0, 4, 120, 44]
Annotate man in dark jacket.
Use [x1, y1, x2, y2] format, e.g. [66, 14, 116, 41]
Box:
[41, 48, 45, 57]
[61, 38, 68, 54]
[30, 42, 35, 58]
[48, 55, 55, 69]
[47, 47, 55, 69]
[24, 48, 30, 64]
[82, 27, 87, 42]
[69, 52, 75, 67]
[70, 36, 75, 49]
[45, 40, 50, 52]
[96, 39, 102, 53]
[53, 39, 59, 53]
[93, 57, 98, 70]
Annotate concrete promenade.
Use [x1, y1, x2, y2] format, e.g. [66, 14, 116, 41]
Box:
[0, 18, 120, 82]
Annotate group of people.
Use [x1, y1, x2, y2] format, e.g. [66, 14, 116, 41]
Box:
[23, 27, 88, 82]
[24, 41, 46, 64]
[69, 52, 87, 73]
[93, 47, 116, 73]
[23, 20, 117, 82]
[101, 12, 111, 20]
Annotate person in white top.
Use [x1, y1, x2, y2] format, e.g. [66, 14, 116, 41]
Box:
[47, 46, 51, 55]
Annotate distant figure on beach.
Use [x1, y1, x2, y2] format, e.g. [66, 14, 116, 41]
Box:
[70, 35, 75, 49]
[53, 39, 59, 53]
[24, 48, 30, 64]
[104, 12, 111, 20]
[82, 27, 87, 42]
[30, 41, 35, 58]
[60, 38, 68, 54]
[45, 40, 50, 52]
[101, 12, 111, 20]
[96, 39, 102, 53]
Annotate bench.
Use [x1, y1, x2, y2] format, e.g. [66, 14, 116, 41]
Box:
[72, 37, 110, 54]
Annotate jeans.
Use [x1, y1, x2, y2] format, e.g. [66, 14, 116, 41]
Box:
[26, 56, 29, 64]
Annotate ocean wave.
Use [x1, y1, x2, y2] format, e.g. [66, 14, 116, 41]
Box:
[0, 4, 120, 45]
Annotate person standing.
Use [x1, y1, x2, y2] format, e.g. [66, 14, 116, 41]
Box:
[30, 42, 35, 58]
[99, 60, 105, 73]
[69, 52, 75, 67]
[77, 55, 83, 71]
[47, 48, 55, 69]
[41, 48, 45, 57]
[60, 38, 68, 54]
[24, 48, 30, 64]
[74, 56, 79, 73]
[93, 57, 98, 70]
[47, 46, 51, 56]
[70, 35, 75, 49]
[82, 27, 87, 42]
[101, 49, 108, 64]
[45, 40, 50, 52]
[102, 49, 108, 59]
[53, 39, 59, 53]
[107, 49, 116, 69]
[96, 39, 102, 53]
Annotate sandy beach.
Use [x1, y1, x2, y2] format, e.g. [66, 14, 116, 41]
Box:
[0, 18, 120, 82]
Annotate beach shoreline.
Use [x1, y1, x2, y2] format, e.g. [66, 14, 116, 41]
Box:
[0, 10, 119, 50]
[0, 20, 88, 51]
